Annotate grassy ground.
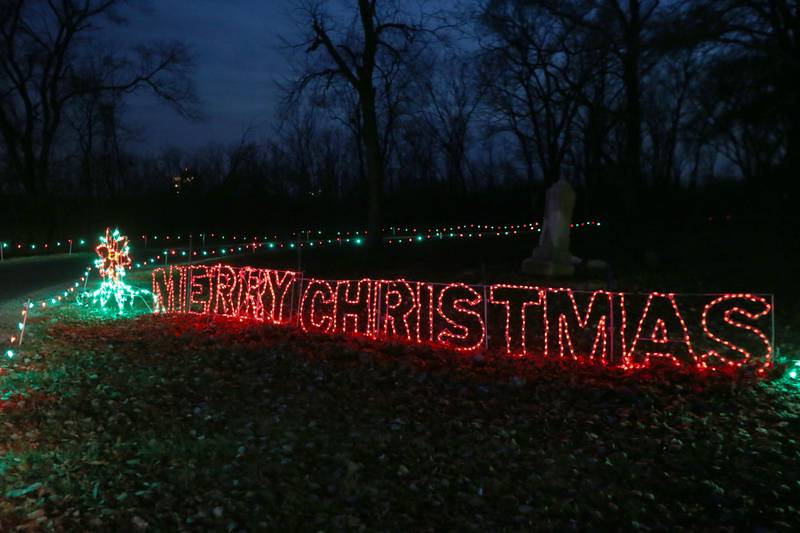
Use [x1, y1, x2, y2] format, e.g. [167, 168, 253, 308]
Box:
[1, 307, 799, 531]
[1, 219, 799, 530]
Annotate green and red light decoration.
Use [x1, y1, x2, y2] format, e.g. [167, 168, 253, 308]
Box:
[1, 224, 784, 381]
[89, 228, 149, 312]
[3, 268, 91, 361]
[789, 361, 799, 380]
[3, 227, 151, 361]
[0, 221, 604, 260]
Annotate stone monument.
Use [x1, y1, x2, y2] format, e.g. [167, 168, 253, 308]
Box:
[522, 178, 578, 276]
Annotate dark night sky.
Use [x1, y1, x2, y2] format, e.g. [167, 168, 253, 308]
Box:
[110, 0, 303, 154]
[107, 0, 464, 155]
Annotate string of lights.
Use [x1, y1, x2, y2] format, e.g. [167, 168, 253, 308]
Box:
[126, 222, 606, 272]
[152, 264, 776, 376]
[0, 220, 602, 260]
[4, 225, 791, 382]
[3, 268, 91, 361]
[3, 228, 150, 363]
[2, 228, 290, 363]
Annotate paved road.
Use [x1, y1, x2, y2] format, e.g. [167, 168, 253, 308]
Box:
[0, 253, 94, 302]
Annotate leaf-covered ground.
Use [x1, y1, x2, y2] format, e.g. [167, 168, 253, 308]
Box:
[2, 304, 799, 531]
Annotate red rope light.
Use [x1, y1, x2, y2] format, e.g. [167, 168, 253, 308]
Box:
[544, 288, 612, 363]
[151, 265, 774, 375]
[699, 294, 773, 374]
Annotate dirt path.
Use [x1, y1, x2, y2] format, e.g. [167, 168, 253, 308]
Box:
[0, 253, 93, 302]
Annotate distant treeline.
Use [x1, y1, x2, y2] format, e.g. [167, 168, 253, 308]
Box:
[0, 1, 795, 239]
[0, 180, 784, 243]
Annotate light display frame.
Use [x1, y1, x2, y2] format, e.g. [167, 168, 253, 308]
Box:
[152, 264, 776, 375]
[88, 227, 151, 313]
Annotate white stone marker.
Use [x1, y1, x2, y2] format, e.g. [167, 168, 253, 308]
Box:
[522, 178, 579, 276]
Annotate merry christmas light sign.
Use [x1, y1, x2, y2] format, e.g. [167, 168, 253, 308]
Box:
[152, 265, 774, 374]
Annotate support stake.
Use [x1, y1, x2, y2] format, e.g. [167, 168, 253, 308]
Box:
[18, 298, 31, 346]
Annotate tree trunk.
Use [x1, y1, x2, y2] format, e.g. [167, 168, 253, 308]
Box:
[621, 0, 643, 213]
[783, 84, 800, 198]
[359, 84, 384, 248]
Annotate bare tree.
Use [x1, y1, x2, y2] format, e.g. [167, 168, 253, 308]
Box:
[279, 106, 319, 197]
[528, 0, 664, 204]
[285, 0, 431, 246]
[673, 0, 799, 189]
[420, 59, 485, 193]
[642, 49, 698, 187]
[69, 87, 137, 200]
[480, 0, 593, 187]
[0, 0, 198, 199]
